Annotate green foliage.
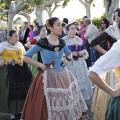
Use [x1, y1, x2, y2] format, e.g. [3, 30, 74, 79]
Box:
[76, 18, 82, 22]
[76, 13, 107, 28]
[100, 13, 107, 19]
[92, 13, 107, 28]
[13, 17, 22, 24]
[92, 17, 101, 28]
[62, 0, 71, 7]
[34, 0, 48, 4]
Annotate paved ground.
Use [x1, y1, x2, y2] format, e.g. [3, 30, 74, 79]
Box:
[0, 109, 93, 120]
[0, 98, 93, 120]
[0, 113, 10, 120]
[87, 101, 93, 120]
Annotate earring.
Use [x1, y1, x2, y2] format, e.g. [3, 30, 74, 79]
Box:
[51, 31, 53, 34]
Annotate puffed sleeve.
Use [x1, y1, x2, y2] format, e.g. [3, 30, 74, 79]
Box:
[64, 45, 71, 56]
[0, 43, 4, 54]
[89, 50, 120, 77]
[24, 44, 42, 57]
[91, 32, 116, 47]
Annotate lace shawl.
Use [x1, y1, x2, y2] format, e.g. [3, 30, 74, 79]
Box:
[105, 24, 120, 41]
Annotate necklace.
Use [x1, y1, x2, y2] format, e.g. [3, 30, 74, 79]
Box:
[74, 40, 78, 51]
[54, 47, 59, 58]
[48, 36, 59, 45]
[69, 36, 78, 51]
[48, 37, 59, 58]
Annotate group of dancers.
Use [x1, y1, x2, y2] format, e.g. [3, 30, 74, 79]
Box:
[0, 8, 120, 120]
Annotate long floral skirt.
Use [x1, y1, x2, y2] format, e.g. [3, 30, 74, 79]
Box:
[66, 58, 93, 101]
[21, 68, 89, 120]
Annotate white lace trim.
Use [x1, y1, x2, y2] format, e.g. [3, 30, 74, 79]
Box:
[42, 70, 88, 120]
[105, 24, 120, 40]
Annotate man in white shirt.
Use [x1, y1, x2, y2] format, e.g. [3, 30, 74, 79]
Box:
[84, 18, 99, 65]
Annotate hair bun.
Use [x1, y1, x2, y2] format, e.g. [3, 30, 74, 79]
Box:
[46, 20, 50, 28]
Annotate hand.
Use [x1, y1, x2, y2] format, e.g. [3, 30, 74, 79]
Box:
[0, 61, 4, 67]
[40, 64, 47, 71]
[25, 42, 32, 49]
[27, 37, 29, 42]
[78, 50, 85, 56]
[62, 59, 69, 65]
[111, 84, 120, 97]
[72, 52, 78, 57]
[103, 50, 107, 55]
[82, 27, 86, 32]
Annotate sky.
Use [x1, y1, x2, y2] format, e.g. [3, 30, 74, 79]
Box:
[15, 0, 105, 23]
[43, 0, 105, 22]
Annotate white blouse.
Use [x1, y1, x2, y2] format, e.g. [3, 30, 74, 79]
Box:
[89, 49, 120, 76]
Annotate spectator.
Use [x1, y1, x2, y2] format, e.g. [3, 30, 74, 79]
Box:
[22, 22, 30, 44]
[32, 22, 39, 38]
[84, 18, 99, 65]
[27, 25, 34, 41]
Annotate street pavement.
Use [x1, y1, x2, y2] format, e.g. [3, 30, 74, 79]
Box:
[0, 108, 93, 120]
[0, 98, 93, 120]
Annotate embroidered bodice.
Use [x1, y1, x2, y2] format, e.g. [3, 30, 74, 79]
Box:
[63, 36, 88, 60]
[25, 38, 71, 71]
[0, 41, 25, 65]
[63, 36, 86, 52]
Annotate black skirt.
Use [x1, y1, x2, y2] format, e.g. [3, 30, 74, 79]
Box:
[0, 62, 32, 113]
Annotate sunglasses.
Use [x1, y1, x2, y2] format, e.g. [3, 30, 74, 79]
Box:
[101, 22, 106, 24]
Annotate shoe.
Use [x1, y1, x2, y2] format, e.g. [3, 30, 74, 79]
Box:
[10, 118, 16, 120]
[15, 113, 21, 119]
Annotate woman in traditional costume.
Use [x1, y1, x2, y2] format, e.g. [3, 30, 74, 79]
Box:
[89, 8, 120, 120]
[63, 23, 93, 101]
[21, 17, 89, 120]
[90, 18, 119, 120]
[0, 30, 32, 120]
[25, 25, 47, 77]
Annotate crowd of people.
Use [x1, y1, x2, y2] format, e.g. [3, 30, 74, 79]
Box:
[0, 8, 120, 120]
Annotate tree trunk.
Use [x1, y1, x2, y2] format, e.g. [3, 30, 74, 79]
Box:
[35, 5, 44, 25]
[105, 0, 119, 23]
[27, 16, 31, 25]
[8, 12, 15, 31]
[85, 3, 91, 18]
[79, 0, 92, 18]
[24, 15, 31, 24]
[48, 11, 52, 18]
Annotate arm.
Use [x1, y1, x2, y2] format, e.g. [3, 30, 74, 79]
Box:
[0, 43, 4, 67]
[88, 71, 116, 96]
[63, 45, 72, 65]
[84, 26, 93, 39]
[91, 32, 116, 54]
[88, 50, 120, 97]
[23, 56, 46, 71]
[78, 43, 89, 59]
[94, 45, 107, 54]
[23, 44, 46, 71]
[78, 27, 86, 35]
[25, 38, 37, 49]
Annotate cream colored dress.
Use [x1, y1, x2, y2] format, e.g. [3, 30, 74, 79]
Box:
[91, 70, 119, 120]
